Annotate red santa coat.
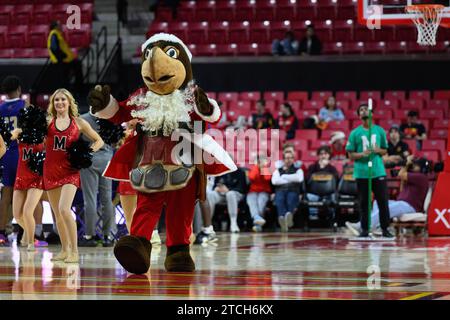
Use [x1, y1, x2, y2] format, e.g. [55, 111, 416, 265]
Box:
[92, 88, 236, 181]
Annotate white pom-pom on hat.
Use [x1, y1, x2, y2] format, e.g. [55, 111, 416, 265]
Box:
[141, 33, 192, 61]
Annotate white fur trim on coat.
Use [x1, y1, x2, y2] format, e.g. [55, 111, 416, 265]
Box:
[178, 131, 237, 173]
[90, 95, 119, 119]
[141, 33, 192, 61]
[194, 98, 221, 123]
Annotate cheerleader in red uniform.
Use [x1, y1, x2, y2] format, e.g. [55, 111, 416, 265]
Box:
[118, 181, 137, 233]
[45, 89, 104, 263]
[11, 126, 45, 251]
[116, 120, 161, 244]
[116, 120, 138, 233]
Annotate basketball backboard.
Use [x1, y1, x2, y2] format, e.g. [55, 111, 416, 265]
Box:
[358, 0, 450, 26]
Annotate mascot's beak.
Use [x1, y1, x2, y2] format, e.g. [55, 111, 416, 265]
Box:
[146, 47, 175, 84]
[142, 45, 186, 95]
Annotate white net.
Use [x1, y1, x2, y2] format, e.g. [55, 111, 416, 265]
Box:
[406, 5, 444, 46]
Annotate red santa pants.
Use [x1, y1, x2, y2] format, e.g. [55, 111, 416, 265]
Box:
[130, 172, 198, 247]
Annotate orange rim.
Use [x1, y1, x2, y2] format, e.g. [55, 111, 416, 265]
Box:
[406, 4, 445, 23]
[406, 4, 445, 12]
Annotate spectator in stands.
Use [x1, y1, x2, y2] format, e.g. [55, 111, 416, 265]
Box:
[246, 155, 272, 232]
[207, 168, 247, 233]
[298, 25, 322, 56]
[272, 150, 304, 232]
[47, 21, 83, 91]
[330, 131, 347, 161]
[79, 113, 115, 247]
[275, 142, 304, 171]
[346, 156, 429, 236]
[400, 111, 427, 150]
[249, 100, 275, 129]
[272, 31, 299, 56]
[306, 146, 339, 182]
[277, 103, 299, 140]
[305, 146, 339, 220]
[383, 126, 410, 168]
[319, 97, 345, 123]
[117, 0, 128, 27]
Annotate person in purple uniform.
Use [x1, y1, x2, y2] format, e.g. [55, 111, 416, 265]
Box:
[0, 76, 26, 246]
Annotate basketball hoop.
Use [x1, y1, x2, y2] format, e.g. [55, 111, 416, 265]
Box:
[406, 4, 445, 46]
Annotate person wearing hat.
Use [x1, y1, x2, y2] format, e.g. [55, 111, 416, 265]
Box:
[399, 110, 427, 150]
[383, 126, 410, 168]
[345, 103, 393, 238]
[330, 131, 347, 161]
[346, 155, 429, 236]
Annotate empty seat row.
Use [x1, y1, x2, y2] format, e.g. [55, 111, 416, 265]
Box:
[155, 1, 357, 22]
[0, 0, 92, 3]
[0, 48, 77, 59]
[0, 25, 91, 49]
[148, 20, 450, 44]
[0, 3, 93, 25]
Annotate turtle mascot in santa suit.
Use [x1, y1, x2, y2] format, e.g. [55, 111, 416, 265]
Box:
[87, 33, 236, 274]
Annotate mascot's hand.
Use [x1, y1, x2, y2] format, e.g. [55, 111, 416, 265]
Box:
[194, 86, 213, 116]
[88, 85, 111, 114]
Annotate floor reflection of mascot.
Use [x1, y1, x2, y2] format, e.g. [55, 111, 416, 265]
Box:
[88, 33, 236, 274]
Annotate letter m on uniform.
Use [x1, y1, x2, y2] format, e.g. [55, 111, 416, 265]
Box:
[54, 136, 67, 151]
[23, 148, 33, 161]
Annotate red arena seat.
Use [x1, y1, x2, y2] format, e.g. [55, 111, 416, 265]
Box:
[311, 91, 333, 100]
[295, 130, 318, 141]
[34, 4, 53, 25]
[12, 4, 33, 25]
[7, 25, 29, 48]
[385, 91, 406, 101]
[410, 90, 431, 101]
[432, 119, 449, 129]
[0, 5, 13, 26]
[287, 91, 309, 102]
[29, 25, 50, 48]
[264, 91, 284, 102]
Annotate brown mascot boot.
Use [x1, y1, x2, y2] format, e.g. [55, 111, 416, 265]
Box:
[113, 235, 152, 274]
[164, 245, 195, 272]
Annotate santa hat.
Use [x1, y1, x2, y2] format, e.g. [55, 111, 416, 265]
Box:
[141, 33, 192, 61]
[330, 131, 346, 144]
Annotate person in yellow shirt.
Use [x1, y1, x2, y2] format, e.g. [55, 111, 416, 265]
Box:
[47, 21, 83, 91]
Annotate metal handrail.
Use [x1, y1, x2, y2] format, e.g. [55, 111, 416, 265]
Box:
[98, 38, 122, 83]
[95, 26, 107, 80]
[80, 46, 94, 83]
[29, 57, 50, 105]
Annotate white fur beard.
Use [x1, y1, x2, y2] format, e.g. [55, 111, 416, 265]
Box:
[129, 85, 195, 136]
